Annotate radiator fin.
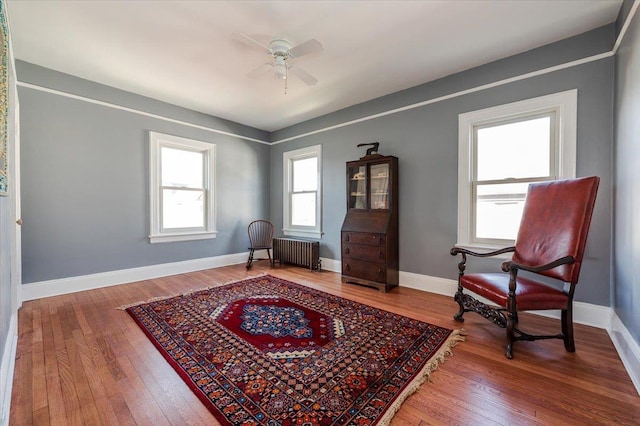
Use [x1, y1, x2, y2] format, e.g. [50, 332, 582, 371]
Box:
[273, 238, 321, 271]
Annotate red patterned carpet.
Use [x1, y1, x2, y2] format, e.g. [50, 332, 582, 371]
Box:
[124, 275, 464, 425]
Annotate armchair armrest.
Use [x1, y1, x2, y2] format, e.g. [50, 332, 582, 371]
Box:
[451, 246, 515, 258]
[501, 255, 575, 273]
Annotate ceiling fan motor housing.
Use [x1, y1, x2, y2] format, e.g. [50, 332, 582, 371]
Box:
[270, 38, 293, 58]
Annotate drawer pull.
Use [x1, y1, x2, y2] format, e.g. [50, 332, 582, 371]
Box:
[378, 269, 383, 276]
[345, 235, 350, 242]
[345, 264, 351, 272]
[345, 247, 350, 255]
[379, 251, 383, 259]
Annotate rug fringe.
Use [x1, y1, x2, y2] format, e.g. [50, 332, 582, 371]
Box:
[376, 328, 467, 426]
[116, 272, 269, 310]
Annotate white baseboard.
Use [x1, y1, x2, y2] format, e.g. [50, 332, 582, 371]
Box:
[21, 252, 249, 301]
[399, 270, 458, 295]
[609, 313, 640, 395]
[1, 314, 17, 426]
[320, 257, 341, 273]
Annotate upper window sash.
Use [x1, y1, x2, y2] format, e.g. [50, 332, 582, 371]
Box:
[472, 111, 557, 183]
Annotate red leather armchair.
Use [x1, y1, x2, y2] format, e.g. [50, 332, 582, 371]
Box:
[451, 177, 600, 358]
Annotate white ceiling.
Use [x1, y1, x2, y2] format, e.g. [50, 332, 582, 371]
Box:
[7, 0, 622, 132]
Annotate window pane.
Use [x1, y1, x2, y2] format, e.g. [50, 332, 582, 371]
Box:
[162, 147, 203, 188]
[293, 157, 317, 192]
[476, 116, 551, 181]
[162, 189, 204, 229]
[370, 164, 390, 209]
[475, 182, 529, 240]
[292, 193, 316, 226]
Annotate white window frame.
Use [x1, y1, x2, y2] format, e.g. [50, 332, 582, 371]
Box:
[149, 131, 216, 243]
[457, 90, 577, 250]
[283, 144, 322, 239]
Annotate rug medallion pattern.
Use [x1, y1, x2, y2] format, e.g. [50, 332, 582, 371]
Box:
[125, 275, 462, 425]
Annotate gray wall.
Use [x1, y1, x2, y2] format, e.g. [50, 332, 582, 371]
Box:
[270, 26, 615, 306]
[614, 5, 640, 345]
[18, 62, 271, 284]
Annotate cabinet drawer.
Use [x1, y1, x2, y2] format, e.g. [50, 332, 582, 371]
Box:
[342, 259, 387, 283]
[343, 244, 385, 262]
[342, 232, 385, 246]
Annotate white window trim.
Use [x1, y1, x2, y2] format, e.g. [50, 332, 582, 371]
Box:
[457, 90, 577, 251]
[149, 131, 217, 243]
[283, 144, 323, 239]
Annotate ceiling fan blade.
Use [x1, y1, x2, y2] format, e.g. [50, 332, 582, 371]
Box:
[288, 39, 323, 58]
[247, 63, 273, 79]
[232, 32, 271, 54]
[247, 33, 273, 47]
[289, 65, 318, 86]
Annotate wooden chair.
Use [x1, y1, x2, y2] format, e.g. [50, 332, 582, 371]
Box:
[450, 176, 599, 358]
[246, 220, 274, 269]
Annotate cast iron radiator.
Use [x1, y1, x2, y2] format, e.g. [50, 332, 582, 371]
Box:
[273, 238, 321, 271]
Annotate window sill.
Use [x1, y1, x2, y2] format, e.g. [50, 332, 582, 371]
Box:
[454, 243, 514, 260]
[283, 228, 322, 239]
[149, 231, 217, 244]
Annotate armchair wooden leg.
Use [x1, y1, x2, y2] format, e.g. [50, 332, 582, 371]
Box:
[562, 307, 575, 352]
[453, 288, 466, 322]
[505, 315, 515, 359]
[246, 249, 254, 269]
[505, 272, 518, 359]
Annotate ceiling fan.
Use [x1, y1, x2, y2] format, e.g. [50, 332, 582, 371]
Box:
[234, 33, 323, 93]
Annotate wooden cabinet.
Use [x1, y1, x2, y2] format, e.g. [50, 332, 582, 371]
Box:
[341, 155, 398, 292]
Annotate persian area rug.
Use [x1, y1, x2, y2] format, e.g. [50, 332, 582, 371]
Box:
[124, 274, 464, 425]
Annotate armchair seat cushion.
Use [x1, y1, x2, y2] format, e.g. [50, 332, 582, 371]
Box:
[461, 273, 569, 311]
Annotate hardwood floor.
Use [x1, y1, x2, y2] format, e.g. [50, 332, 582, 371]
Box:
[10, 264, 640, 425]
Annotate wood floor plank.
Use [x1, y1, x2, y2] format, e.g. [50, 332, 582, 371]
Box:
[65, 331, 102, 425]
[40, 307, 66, 426]
[10, 264, 640, 425]
[31, 342, 47, 413]
[106, 392, 137, 426]
[114, 354, 172, 426]
[55, 346, 84, 426]
[16, 301, 33, 357]
[83, 333, 124, 401]
[70, 330, 122, 426]
[9, 349, 32, 425]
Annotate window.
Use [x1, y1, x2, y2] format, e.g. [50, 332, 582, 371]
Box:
[457, 90, 577, 248]
[149, 131, 216, 243]
[283, 145, 322, 238]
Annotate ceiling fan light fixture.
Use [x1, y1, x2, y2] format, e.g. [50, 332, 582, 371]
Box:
[272, 56, 287, 80]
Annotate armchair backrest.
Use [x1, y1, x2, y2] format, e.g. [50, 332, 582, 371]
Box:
[512, 176, 599, 284]
[248, 220, 274, 248]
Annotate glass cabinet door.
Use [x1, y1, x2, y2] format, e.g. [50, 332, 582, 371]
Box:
[348, 165, 367, 209]
[370, 163, 390, 209]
